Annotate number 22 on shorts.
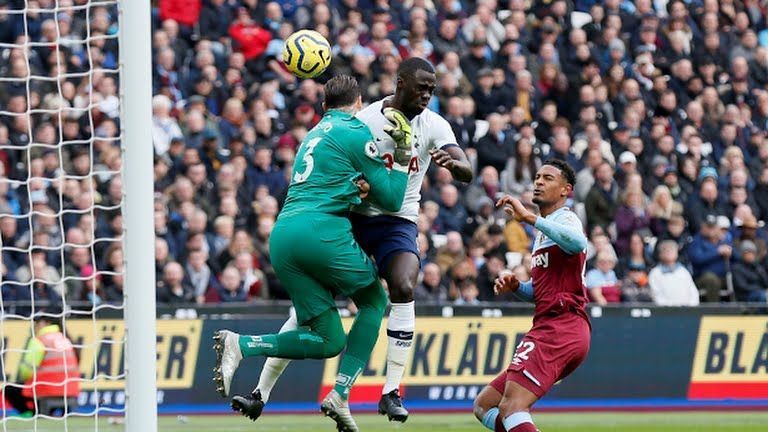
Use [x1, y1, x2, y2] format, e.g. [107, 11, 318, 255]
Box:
[511, 340, 535, 365]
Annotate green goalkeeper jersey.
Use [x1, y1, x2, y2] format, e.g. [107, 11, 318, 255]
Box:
[279, 109, 408, 219]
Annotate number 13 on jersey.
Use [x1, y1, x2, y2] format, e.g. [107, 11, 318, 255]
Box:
[293, 137, 321, 183]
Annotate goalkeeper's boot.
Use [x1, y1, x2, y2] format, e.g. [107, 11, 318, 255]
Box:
[320, 389, 359, 432]
[231, 389, 265, 421]
[212, 330, 242, 397]
[378, 389, 408, 422]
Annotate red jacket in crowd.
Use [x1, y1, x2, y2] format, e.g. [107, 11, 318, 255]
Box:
[229, 22, 272, 61]
[159, 0, 202, 27]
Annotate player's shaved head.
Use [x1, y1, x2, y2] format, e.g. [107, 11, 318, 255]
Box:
[397, 57, 435, 79]
[391, 57, 437, 118]
[323, 75, 361, 110]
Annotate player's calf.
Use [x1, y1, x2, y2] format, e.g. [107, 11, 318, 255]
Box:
[380, 253, 418, 422]
[474, 385, 503, 430]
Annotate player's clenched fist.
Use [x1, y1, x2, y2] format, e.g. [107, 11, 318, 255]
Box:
[494, 269, 519, 295]
[496, 195, 537, 225]
[383, 107, 413, 165]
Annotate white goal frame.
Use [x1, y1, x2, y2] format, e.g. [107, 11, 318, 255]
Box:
[120, 1, 157, 431]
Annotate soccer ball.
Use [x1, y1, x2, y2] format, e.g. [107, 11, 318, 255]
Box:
[282, 29, 332, 79]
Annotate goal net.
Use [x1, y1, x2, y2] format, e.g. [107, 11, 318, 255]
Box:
[0, 1, 156, 430]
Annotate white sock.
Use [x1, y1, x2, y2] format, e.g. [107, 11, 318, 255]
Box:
[254, 310, 297, 402]
[503, 411, 534, 431]
[382, 301, 415, 394]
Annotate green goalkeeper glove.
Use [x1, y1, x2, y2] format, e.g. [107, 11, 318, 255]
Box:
[383, 107, 413, 167]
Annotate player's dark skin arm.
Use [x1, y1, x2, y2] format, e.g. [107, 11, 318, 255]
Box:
[430, 146, 473, 183]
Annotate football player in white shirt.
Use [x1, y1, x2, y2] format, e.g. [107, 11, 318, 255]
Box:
[232, 57, 472, 424]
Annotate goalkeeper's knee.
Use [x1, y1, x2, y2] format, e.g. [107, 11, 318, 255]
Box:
[324, 330, 347, 357]
[353, 281, 388, 315]
[311, 308, 347, 357]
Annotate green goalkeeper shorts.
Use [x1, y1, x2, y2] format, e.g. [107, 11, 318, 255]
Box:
[269, 213, 379, 325]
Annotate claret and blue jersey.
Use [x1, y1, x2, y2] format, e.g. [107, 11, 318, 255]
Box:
[516, 207, 590, 322]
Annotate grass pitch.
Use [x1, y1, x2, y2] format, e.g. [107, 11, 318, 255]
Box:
[2, 412, 768, 431]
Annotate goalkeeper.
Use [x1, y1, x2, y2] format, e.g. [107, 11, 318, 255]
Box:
[213, 75, 413, 432]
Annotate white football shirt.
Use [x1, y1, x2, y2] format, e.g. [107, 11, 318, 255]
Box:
[353, 99, 458, 223]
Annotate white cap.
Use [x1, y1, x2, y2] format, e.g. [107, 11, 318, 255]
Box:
[716, 215, 731, 230]
[619, 151, 637, 164]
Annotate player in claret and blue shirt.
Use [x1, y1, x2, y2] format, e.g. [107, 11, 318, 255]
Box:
[473, 160, 591, 432]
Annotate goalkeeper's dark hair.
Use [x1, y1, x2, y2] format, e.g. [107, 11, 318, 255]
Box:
[543, 158, 576, 187]
[397, 57, 435, 78]
[323, 75, 361, 109]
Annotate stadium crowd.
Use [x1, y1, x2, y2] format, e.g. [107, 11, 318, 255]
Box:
[2, 0, 768, 311]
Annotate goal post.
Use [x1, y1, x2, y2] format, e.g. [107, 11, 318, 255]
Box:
[120, 0, 157, 431]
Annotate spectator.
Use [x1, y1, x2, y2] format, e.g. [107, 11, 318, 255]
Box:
[216, 266, 248, 302]
[475, 113, 515, 173]
[688, 215, 734, 302]
[462, 3, 505, 51]
[574, 148, 603, 202]
[159, 0, 201, 31]
[157, 261, 195, 304]
[617, 232, 654, 279]
[443, 95, 476, 150]
[648, 240, 700, 306]
[472, 68, 507, 120]
[614, 189, 652, 255]
[436, 184, 468, 234]
[151, 94, 183, 155]
[461, 39, 493, 84]
[211, 216, 235, 257]
[585, 251, 622, 305]
[733, 213, 768, 264]
[454, 279, 480, 306]
[585, 161, 619, 232]
[500, 137, 541, 195]
[433, 19, 466, 61]
[103, 265, 125, 304]
[234, 251, 269, 299]
[247, 147, 288, 198]
[199, 0, 232, 42]
[620, 262, 653, 303]
[476, 252, 507, 302]
[648, 185, 683, 236]
[15, 251, 63, 297]
[463, 196, 498, 243]
[436, 231, 467, 275]
[463, 166, 501, 219]
[415, 263, 448, 303]
[229, 7, 272, 68]
[732, 240, 768, 303]
[62, 245, 90, 302]
[686, 168, 727, 234]
[510, 70, 539, 122]
[185, 248, 212, 304]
